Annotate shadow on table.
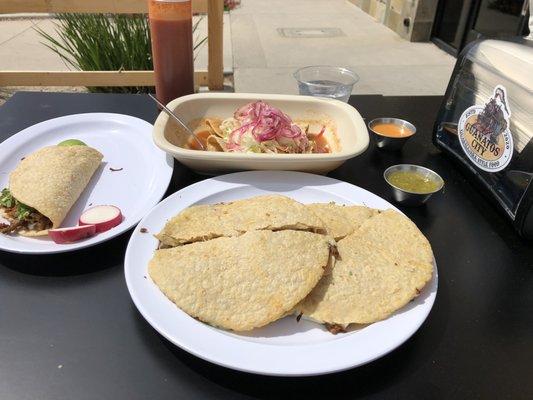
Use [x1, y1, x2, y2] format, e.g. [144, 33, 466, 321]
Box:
[157, 334, 427, 399]
[131, 277, 451, 400]
[0, 230, 131, 277]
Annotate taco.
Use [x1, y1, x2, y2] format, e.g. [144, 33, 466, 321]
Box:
[0, 145, 103, 236]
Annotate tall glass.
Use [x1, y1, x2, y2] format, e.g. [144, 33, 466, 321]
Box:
[148, 0, 194, 105]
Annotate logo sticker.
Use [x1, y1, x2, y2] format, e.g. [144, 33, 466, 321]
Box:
[458, 85, 513, 172]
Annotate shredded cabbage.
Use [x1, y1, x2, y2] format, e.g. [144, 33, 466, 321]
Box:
[226, 101, 310, 153]
[196, 101, 329, 154]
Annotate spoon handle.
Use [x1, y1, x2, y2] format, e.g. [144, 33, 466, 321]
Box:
[148, 93, 205, 150]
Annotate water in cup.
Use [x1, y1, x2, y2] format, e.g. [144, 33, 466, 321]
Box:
[294, 66, 358, 103]
[297, 80, 353, 102]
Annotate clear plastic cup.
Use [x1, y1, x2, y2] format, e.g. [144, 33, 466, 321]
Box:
[293, 66, 359, 103]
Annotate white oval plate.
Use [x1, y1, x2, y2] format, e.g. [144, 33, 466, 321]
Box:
[125, 171, 438, 376]
[0, 113, 173, 254]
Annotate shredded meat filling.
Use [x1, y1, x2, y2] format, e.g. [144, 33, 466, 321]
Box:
[0, 205, 52, 234]
[325, 323, 347, 335]
[0, 220, 22, 234]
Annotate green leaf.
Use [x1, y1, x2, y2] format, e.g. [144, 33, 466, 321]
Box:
[0, 188, 35, 220]
[34, 13, 207, 94]
[15, 202, 34, 221]
[0, 188, 14, 208]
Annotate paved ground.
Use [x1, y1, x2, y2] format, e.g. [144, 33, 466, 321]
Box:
[0, 14, 232, 105]
[0, 14, 233, 72]
[0, 0, 456, 100]
[231, 0, 456, 95]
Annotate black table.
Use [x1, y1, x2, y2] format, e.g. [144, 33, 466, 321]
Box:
[0, 92, 531, 400]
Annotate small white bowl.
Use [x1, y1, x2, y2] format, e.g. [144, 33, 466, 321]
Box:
[152, 93, 369, 174]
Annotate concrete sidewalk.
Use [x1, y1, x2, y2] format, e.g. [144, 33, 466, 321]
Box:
[0, 1, 455, 99]
[0, 14, 233, 73]
[231, 0, 455, 95]
[0, 14, 233, 104]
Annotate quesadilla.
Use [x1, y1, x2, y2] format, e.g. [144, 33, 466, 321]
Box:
[296, 234, 433, 327]
[156, 194, 326, 247]
[306, 203, 377, 240]
[352, 209, 434, 265]
[149, 230, 334, 331]
[296, 210, 433, 328]
[0, 145, 103, 236]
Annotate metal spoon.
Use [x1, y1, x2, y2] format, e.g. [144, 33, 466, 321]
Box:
[148, 93, 205, 150]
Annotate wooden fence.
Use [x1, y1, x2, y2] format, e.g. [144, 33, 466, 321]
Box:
[0, 0, 224, 89]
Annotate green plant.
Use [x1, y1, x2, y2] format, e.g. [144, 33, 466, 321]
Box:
[224, 0, 241, 11]
[36, 14, 207, 94]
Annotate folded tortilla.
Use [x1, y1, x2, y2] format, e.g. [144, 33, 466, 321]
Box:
[149, 230, 334, 331]
[295, 233, 433, 326]
[156, 194, 326, 247]
[296, 210, 433, 326]
[306, 203, 378, 240]
[8, 145, 103, 236]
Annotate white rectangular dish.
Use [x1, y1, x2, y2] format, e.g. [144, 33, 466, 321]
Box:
[152, 93, 369, 174]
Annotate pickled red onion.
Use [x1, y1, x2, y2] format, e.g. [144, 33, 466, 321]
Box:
[227, 101, 308, 151]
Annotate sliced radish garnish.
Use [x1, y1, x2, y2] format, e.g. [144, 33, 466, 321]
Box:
[49, 225, 96, 244]
[79, 205, 122, 233]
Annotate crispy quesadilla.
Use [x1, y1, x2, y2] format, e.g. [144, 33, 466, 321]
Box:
[296, 210, 433, 329]
[149, 230, 334, 331]
[306, 203, 378, 240]
[156, 194, 326, 247]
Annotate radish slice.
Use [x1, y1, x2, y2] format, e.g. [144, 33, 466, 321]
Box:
[79, 205, 122, 233]
[49, 225, 96, 244]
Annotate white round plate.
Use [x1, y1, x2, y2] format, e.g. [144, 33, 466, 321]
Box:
[0, 113, 173, 254]
[125, 171, 438, 376]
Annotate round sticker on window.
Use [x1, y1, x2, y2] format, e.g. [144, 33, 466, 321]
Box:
[458, 85, 513, 172]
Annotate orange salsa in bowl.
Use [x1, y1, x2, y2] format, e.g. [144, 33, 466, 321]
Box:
[371, 123, 415, 138]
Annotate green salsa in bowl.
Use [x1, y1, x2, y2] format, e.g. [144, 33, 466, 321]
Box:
[384, 164, 444, 206]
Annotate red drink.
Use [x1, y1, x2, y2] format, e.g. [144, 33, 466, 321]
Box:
[148, 0, 194, 105]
